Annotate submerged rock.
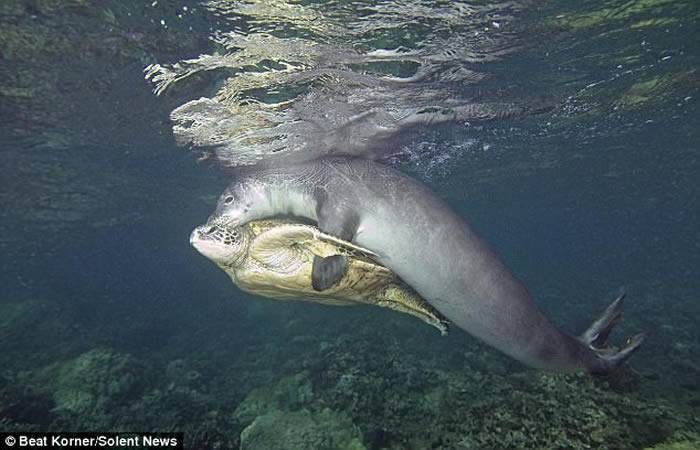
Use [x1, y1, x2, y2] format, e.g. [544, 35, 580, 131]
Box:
[239, 408, 365, 450]
[233, 372, 313, 425]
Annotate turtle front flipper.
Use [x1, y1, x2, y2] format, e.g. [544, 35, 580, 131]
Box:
[311, 255, 348, 291]
[249, 223, 315, 273]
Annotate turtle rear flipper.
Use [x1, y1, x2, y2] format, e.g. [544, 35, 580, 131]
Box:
[579, 293, 646, 374]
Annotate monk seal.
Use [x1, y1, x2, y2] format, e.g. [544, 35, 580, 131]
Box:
[190, 218, 448, 334]
[206, 156, 644, 373]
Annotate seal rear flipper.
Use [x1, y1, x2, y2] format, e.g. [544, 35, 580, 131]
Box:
[588, 333, 646, 375]
[312, 255, 348, 291]
[580, 292, 625, 348]
[579, 292, 646, 374]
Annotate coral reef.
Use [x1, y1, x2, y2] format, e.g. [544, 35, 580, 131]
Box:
[49, 350, 141, 415]
[240, 409, 365, 450]
[301, 333, 698, 450]
[232, 372, 364, 449]
[26, 349, 146, 429]
[644, 433, 700, 450]
[3, 287, 698, 449]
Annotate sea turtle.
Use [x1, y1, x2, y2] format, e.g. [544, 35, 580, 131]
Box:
[190, 218, 448, 335]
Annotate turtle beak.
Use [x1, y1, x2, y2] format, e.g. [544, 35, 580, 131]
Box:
[189, 225, 206, 249]
[190, 224, 217, 243]
[190, 225, 217, 255]
[189, 227, 201, 246]
[190, 224, 237, 264]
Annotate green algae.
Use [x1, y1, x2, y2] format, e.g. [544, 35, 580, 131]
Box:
[551, 0, 691, 31]
[616, 71, 697, 108]
[529, 0, 698, 138]
[630, 17, 678, 29]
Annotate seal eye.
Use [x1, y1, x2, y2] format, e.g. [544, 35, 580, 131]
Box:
[223, 195, 234, 204]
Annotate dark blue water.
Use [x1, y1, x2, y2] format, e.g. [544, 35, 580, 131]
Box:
[1, 1, 698, 448]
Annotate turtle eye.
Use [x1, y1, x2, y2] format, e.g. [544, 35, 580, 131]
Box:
[223, 195, 234, 204]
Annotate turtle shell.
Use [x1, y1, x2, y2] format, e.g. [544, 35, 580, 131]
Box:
[211, 219, 448, 334]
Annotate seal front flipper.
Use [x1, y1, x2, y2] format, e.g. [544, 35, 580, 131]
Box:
[312, 255, 348, 291]
[579, 292, 646, 374]
[312, 197, 360, 291]
[315, 195, 360, 241]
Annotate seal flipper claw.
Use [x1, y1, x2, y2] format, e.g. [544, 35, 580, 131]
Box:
[579, 292, 646, 374]
[312, 255, 348, 291]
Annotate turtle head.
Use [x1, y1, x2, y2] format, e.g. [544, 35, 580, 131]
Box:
[190, 222, 250, 267]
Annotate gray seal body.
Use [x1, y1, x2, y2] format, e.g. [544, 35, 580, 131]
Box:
[208, 156, 643, 373]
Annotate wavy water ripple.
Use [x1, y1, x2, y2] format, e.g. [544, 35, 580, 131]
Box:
[146, 0, 526, 167]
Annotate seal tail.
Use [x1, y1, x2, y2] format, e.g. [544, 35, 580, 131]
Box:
[579, 292, 646, 374]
